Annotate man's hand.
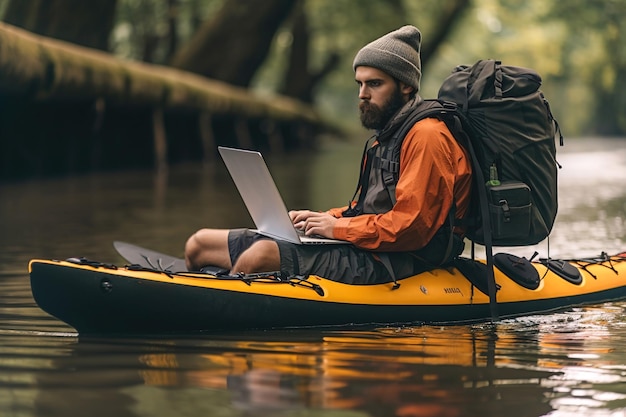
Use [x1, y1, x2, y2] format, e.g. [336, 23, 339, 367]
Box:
[289, 210, 338, 238]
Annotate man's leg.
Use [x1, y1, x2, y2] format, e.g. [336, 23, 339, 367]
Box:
[185, 228, 280, 274]
[231, 240, 280, 274]
[185, 228, 231, 271]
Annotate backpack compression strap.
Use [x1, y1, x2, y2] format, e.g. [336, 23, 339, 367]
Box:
[446, 112, 499, 321]
[381, 100, 458, 206]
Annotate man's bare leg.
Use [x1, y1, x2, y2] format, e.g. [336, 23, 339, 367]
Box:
[185, 228, 231, 271]
[185, 229, 281, 274]
[231, 240, 280, 274]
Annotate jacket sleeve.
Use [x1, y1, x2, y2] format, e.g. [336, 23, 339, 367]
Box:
[327, 206, 348, 218]
[331, 118, 468, 251]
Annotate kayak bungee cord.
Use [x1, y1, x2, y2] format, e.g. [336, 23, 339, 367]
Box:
[64, 257, 325, 296]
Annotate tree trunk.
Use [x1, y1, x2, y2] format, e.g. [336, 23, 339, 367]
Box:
[169, 0, 298, 87]
[0, 22, 325, 179]
[3, 0, 117, 51]
[165, 0, 180, 62]
[420, 0, 471, 65]
[0, 22, 319, 122]
[280, 0, 339, 103]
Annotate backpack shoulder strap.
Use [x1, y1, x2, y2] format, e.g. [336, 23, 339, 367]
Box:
[382, 99, 457, 205]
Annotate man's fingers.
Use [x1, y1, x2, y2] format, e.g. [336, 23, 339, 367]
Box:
[303, 214, 335, 238]
[290, 210, 314, 224]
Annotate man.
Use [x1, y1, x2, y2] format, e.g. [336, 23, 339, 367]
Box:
[185, 25, 472, 284]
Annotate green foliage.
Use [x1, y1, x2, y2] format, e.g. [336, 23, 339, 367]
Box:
[547, 0, 626, 135]
[112, 0, 224, 62]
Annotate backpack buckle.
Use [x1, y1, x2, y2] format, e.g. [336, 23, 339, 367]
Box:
[499, 199, 511, 222]
[441, 101, 458, 112]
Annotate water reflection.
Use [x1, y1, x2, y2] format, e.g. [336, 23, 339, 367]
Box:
[31, 325, 560, 417]
[5, 305, 625, 416]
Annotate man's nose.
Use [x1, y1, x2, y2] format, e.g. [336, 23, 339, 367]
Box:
[358, 85, 369, 100]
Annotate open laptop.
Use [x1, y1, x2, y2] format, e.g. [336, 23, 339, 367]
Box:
[218, 146, 348, 245]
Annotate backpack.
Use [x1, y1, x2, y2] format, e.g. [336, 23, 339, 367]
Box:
[379, 60, 562, 248]
[372, 60, 562, 311]
[437, 59, 562, 247]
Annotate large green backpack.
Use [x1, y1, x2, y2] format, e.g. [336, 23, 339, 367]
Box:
[438, 59, 562, 247]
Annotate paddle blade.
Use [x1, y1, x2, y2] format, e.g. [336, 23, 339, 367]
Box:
[113, 241, 188, 272]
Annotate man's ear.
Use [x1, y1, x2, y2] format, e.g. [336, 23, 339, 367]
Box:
[399, 82, 415, 97]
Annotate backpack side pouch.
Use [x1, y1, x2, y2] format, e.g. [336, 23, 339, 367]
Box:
[487, 181, 532, 241]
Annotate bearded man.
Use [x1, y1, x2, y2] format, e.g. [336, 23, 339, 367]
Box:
[185, 26, 472, 284]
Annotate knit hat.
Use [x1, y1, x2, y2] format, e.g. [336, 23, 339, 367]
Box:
[353, 25, 422, 91]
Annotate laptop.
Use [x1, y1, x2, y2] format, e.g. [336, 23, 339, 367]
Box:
[218, 146, 349, 245]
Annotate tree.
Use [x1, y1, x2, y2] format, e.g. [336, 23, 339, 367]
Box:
[0, 0, 484, 179]
[169, 0, 299, 87]
[419, 0, 471, 66]
[549, 0, 626, 135]
[279, 0, 339, 103]
[2, 0, 117, 51]
[112, 0, 182, 64]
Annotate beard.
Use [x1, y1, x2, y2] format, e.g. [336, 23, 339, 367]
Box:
[359, 86, 406, 130]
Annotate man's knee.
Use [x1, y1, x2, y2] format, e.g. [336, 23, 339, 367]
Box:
[232, 240, 280, 273]
[184, 230, 200, 259]
[184, 228, 231, 270]
[185, 229, 205, 270]
[185, 228, 209, 258]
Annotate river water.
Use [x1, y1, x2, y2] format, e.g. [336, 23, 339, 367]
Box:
[1, 137, 626, 417]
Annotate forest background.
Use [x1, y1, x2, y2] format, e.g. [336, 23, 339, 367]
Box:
[0, 0, 624, 178]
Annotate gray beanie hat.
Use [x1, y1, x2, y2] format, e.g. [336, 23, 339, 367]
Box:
[353, 25, 422, 91]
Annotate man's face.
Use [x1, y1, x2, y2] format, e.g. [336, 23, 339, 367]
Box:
[355, 66, 411, 130]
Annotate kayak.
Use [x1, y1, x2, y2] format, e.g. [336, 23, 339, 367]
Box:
[28, 242, 626, 335]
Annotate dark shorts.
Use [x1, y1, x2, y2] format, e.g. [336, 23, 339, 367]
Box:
[227, 229, 464, 285]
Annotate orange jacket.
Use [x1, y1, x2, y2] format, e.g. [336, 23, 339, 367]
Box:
[328, 118, 472, 251]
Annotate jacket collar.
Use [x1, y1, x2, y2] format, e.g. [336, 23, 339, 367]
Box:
[376, 95, 423, 143]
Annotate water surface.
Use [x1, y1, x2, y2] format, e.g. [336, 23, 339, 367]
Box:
[1, 137, 626, 417]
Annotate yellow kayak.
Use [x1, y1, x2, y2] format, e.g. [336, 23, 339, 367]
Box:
[28, 243, 626, 334]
